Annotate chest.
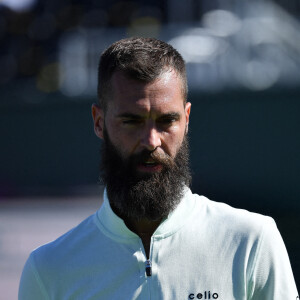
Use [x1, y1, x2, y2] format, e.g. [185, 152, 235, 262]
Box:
[50, 233, 249, 300]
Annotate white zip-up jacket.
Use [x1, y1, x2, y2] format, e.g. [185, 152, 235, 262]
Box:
[19, 188, 298, 299]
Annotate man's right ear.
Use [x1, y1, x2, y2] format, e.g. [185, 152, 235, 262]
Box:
[92, 104, 104, 139]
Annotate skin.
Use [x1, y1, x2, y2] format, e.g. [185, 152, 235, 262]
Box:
[92, 69, 191, 256]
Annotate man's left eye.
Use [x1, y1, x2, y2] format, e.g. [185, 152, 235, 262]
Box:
[158, 118, 176, 125]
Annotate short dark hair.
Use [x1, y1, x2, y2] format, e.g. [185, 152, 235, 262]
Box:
[97, 37, 188, 110]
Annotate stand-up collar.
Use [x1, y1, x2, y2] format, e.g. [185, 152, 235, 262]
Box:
[95, 187, 196, 242]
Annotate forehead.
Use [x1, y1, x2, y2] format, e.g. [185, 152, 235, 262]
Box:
[108, 70, 185, 113]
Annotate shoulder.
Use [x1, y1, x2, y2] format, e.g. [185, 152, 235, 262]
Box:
[30, 213, 100, 268]
[20, 213, 101, 298]
[189, 194, 298, 297]
[191, 193, 276, 240]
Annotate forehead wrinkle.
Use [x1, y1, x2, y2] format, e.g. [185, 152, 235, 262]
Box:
[111, 69, 184, 98]
[109, 69, 185, 117]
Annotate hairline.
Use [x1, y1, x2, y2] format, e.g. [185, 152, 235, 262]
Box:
[100, 67, 187, 112]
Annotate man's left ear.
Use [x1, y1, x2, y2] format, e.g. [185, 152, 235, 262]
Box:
[185, 102, 191, 133]
[92, 103, 104, 139]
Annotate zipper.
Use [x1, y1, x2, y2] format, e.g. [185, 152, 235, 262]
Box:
[145, 259, 152, 276]
[141, 237, 153, 299]
[140, 235, 153, 277]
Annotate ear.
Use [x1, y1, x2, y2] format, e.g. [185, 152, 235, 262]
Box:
[92, 103, 104, 139]
[185, 102, 191, 133]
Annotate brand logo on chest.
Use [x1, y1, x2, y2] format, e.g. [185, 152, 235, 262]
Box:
[188, 291, 219, 299]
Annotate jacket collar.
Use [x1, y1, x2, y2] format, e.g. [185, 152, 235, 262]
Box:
[96, 187, 196, 242]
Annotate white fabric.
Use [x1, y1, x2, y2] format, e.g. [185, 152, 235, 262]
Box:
[19, 188, 298, 299]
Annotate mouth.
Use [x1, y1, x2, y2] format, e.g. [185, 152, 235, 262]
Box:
[137, 160, 163, 173]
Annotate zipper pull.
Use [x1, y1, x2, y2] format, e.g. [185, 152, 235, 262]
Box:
[145, 259, 152, 277]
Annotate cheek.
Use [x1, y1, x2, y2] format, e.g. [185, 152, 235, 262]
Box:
[162, 129, 186, 158]
[108, 127, 139, 156]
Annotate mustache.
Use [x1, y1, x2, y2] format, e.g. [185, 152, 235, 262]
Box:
[129, 149, 174, 168]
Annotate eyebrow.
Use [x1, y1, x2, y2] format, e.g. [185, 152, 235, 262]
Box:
[159, 112, 181, 119]
[116, 113, 144, 119]
[117, 112, 181, 120]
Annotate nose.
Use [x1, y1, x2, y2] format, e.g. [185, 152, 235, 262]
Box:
[140, 124, 161, 151]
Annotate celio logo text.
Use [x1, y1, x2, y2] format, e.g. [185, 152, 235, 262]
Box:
[188, 291, 219, 299]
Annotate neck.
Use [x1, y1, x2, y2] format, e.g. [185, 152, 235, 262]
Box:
[109, 201, 162, 236]
[124, 217, 162, 259]
[125, 217, 162, 237]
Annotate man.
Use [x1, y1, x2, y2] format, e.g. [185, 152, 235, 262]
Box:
[19, 37, 298, 299]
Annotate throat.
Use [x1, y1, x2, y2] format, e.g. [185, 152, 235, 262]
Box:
[124, 218, 162, 258]
[139, 232, 152, 258]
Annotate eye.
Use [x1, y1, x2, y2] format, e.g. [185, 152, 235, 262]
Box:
[158, 117, 176, 124]
[122, 119, 143, 125]
[157, 114, 180, 127]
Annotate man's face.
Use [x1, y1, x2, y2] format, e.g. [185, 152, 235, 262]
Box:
[92, 69, 191, 220]
[93, 70, 191, 174]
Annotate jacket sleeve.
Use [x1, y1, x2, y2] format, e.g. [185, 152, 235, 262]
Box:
[18, 253, 50, 300]
[248, 217, 298, 299]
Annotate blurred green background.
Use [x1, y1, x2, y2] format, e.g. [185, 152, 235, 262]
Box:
[0, 0, 299, 292]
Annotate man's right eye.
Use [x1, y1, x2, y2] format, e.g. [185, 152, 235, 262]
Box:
[122, 119, 143, 125]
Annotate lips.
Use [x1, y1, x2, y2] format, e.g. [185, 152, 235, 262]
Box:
[137, 164, 163, 173]
[132, 150, 172, 174]
[144, 161, 156, 166]
[143, 158, 157, 165]
[137, 159, 163, 173]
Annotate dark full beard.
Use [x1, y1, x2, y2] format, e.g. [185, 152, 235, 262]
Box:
[99, 130, 191, 221]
